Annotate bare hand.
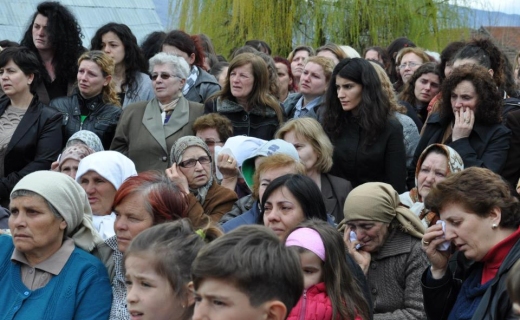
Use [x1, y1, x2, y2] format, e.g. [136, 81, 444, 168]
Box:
[343, 227, 372, 275]
[165, 163, 190, 194]
[452, 108, 474, 141]
[217, 153, 239, 179]
[422, 223, 451, 279]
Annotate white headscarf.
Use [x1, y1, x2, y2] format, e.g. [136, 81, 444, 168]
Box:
[11, 171, 102, 251]
[76, 151, 137, 190]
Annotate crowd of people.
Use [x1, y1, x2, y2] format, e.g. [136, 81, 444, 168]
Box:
[1, 1, 520, 320]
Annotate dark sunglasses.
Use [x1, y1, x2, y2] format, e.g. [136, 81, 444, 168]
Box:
[150, 73, 180, 81]
[178, 156, 212, 168]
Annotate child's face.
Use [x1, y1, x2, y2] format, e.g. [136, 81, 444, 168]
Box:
[299, 250, 323, 289]
[193, 278, 271, 320]
[125, 255, 184, 320]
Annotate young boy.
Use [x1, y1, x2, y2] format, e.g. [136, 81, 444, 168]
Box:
[191, 225, 303, 320]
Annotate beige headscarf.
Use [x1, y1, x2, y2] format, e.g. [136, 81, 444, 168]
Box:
[341, 182, 425, 239]
[11, 171, 102, 251]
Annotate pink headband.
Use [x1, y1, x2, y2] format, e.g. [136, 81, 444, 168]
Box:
[285, 228, 325, 261]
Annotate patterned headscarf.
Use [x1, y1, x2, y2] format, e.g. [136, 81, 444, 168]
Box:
[170, 136, 214, 205]
[58, 144, 94, 171]
[11, 171, 102, 251]
[410, 144, 464, 203]
[68, 130, 104, 152]
[341, 182, 425, 239]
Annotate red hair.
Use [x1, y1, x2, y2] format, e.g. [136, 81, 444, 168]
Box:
[274, 56, 295, 92]
[113, 171, 189, 224]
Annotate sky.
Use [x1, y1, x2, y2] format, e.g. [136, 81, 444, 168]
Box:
[467, 0, 520, 15]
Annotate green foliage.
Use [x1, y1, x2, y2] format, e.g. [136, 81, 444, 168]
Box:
[174, 0, 470, 58]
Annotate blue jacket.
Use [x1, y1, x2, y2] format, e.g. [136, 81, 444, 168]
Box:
[0, 235, 112, 320]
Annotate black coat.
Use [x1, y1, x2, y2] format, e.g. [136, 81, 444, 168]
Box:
[0, 96, 63, 203]
[329, 115, 407, 193]
[50, 91, 121, 149]
[421, 235, 520, 320]
[502, 109, 520, 195]
[407, 113, 511, 189]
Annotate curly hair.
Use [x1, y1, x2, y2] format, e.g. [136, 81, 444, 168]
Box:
[440, 64, 502, 125]
[399, 62, 441, 119]
[454, 38, 506, 89]
[20, 1, 84, 84]
[425, 167, 520, 229]
[322, 58, 391, 145]
[90, 23, 148, 100]
[162, 30, 205, 69]
[192, 113, 233, 143]
[78, 51, 120, 106]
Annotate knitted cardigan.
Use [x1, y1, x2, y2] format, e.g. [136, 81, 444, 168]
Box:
[0, 235, 112, 320]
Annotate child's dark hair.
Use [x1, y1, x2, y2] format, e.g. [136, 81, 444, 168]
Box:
[125, 219, 222, 320]
[289, 219, 370, 320]
[192, 225, 303, 313]
[258, 174, 328, 224]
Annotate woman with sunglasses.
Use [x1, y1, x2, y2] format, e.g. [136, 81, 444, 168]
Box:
[166, 136, 237, 225]
[111, 53, 204, 172]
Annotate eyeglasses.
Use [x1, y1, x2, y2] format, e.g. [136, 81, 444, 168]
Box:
[178, 156, 212, 168]
[203, 139, 222, 147]
[398, 62, 421, 70]
[150, 73, 181, 81]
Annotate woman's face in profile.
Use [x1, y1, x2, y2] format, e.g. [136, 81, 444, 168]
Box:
[263, 186, 305, 241]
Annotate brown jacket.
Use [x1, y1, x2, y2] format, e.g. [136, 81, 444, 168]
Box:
[187, 182, 238, 227]
[110, 97, 204, 172]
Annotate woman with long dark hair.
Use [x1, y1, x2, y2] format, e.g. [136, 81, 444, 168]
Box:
[90, 23, 154, 108]
[322, 58, 406, 192]
[20, 1, 84, 104]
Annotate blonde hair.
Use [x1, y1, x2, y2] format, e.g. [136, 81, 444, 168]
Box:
[395, 47, 430, 66]
[78, 50, 120, 106]
[316, 43, 347, 62]
[275, 117, 333, 172]
[252, 154, 306, 199]
[304, 56, 335, 82]
[369, 61, 406, 114]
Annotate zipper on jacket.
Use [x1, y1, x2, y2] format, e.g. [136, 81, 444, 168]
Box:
[299, 289, 307, 320]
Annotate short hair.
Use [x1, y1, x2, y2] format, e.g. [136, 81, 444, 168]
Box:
[305, 56, 335, 82]
[252, 154, 306, 199]
[259, 174, 328, 223]
[369, 61, 407, 114]
[140, 31, 167, 62]
[316, 43, 347, 62]
[162, 30, 205, 69]
[125, 219, 222, 320]
[0, 46, 41, 93]
[507, 260, 520, 304]
[149, 52, 190, 79]
[425, 167, 520, 229]
[0, 40, 19, 48]
[78, 51, 120, 106]
[386, 37, 416, 83]
[395, 47, 430, 67]
[20, 1, 84, 84]
[363, 46, 391, 71]
[288, 45, 315, 62]
[90, 23, 148, 98]
[399, 62, 442, 119]
[192, 224, 303, 312]
[217, 53, 283, 123]
[209, 61, 229, 79]
[245, 40, 272, 55]
[192, 113, 233, 143]
[112, 171, 189, 225]
[275, 117, 333, 172]
[439, 41, 465, 80]
[440, 64, 502, 126]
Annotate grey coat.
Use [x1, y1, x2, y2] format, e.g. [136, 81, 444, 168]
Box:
[369, 228, 428, 320]
[121, 72, 154, 109]
[394, 112, 420, 167]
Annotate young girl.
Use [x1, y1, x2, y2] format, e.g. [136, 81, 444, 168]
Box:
[285, 219, 370, 320]
[124, 219, 221, 320]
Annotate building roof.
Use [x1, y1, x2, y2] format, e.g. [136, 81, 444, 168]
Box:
[474, 26, 520, 63]
[0, 0, 163, 47]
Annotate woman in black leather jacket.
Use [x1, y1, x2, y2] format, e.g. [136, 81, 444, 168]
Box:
[50, 51, 121, 149]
